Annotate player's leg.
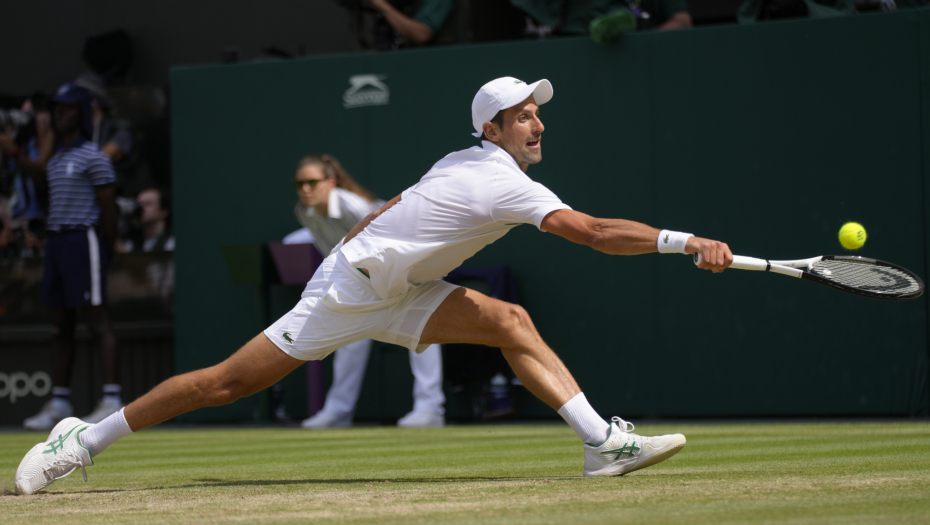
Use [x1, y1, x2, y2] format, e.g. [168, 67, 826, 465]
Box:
[418, 287, 686, 477]
[15, 333, 303, 495]
[123, 333, 303, 431]
[419, 286, 580, 410]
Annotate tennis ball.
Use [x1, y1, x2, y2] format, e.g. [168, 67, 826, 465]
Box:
[838, 222, 867, 250]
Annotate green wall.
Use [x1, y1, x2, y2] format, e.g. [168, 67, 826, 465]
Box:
[172, 9, 930, 421]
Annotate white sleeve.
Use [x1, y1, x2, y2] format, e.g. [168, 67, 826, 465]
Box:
[490, 173, 571, 230]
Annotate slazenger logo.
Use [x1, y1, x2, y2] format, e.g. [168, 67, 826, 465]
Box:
[0, 371, 52, 403]
[343, 75, 390, 109]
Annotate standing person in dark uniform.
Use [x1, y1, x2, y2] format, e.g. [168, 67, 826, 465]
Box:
[22, 83, 123, 431]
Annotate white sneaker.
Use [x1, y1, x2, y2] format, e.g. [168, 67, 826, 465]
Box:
[15, 417, 94, 495]
[301, 411, 352, 429]
[82, 398, 123, 424]
[582, 417, 686, 477]
[397, 411, 445, 428]
[23, 400, 73, 431]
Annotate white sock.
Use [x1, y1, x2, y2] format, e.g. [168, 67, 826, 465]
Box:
[80, 408, 134, 457]
[557, 393, 609, 445]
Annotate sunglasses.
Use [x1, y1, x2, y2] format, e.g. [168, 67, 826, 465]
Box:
[292, 179, 328, 190]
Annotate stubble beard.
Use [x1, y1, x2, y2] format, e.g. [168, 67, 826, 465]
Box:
[520, 148, 542, 167]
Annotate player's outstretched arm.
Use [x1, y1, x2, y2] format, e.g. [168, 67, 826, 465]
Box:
[540, 209, 732, 272]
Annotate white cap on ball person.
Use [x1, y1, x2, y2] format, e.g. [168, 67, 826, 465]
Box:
[471, 77, 554, 137]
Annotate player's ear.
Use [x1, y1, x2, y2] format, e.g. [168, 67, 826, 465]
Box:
[482, 121, 501, 142]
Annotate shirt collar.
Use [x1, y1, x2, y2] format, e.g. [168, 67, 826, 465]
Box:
[481, 140, 522, 172]
[303, 187, 343, 219]
[327, 187, 343, 219]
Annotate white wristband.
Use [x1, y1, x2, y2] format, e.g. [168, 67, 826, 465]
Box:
[657, 230, 693, 254]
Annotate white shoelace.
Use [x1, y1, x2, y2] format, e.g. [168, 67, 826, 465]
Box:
[46, 451, 88, 483]
[611, 416, 635, 434]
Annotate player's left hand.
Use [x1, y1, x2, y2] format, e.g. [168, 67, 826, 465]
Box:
[686, 237, 733, 273]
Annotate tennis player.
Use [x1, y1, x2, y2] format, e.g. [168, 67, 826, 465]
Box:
[14, 76, 733, 495]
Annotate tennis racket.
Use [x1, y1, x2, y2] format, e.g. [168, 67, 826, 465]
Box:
[693, 253, 924, 300]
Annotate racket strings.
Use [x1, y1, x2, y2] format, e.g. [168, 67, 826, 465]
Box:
[810, 260, 921, 294]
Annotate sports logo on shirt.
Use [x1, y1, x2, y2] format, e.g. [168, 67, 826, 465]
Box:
[343, 75, 390, 109]
[282, 332, 295, 345]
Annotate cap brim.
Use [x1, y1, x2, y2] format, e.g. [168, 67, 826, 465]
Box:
[500, 79, 553, 110]
[530, 79, 553, 106]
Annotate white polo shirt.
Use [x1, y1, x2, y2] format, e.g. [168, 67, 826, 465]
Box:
[296, 187, 382, 256]
[340, 141, 570, 301]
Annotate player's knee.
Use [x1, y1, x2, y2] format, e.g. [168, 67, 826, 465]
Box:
[191, 368, 251, 406]
[213, 378, 256, 406]
[498, 304, 537, 343]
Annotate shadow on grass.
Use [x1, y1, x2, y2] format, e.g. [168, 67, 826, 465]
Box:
[3, 476, 588, 497]
[2, 476, 580, 497]
[185, 476, 579, 487]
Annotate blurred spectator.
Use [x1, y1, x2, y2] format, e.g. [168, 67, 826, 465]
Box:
[75, 73, 145, 196]
[1, 94, 54, 222]
[511, 0, 692, 43]
[121, 186, 174, 252]
[22, 82, 124, 431]
[362, 0, 453, 45]
[341, 0, 455, 50]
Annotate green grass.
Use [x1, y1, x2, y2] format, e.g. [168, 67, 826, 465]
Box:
[1, 422, 929, 524]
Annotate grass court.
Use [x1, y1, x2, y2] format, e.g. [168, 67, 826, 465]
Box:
[1, 421, 928, 524]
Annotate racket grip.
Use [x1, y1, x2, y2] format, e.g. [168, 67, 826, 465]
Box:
[693, 253, 768, 271]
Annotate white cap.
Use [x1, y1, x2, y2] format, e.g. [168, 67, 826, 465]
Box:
[471, 77, 554, 138]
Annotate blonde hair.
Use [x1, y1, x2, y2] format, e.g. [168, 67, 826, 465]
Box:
[295, 154, 377, 203]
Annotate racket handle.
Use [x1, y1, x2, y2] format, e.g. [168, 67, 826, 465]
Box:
[693, 253, 768, 271]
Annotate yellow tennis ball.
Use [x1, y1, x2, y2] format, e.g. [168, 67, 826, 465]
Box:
[838, 222, 867, 250]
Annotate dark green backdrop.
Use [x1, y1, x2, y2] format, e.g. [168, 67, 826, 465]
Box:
[171, 9, 930, 421]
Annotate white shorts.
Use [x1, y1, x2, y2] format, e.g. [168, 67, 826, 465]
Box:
[264, 251, 459, 361]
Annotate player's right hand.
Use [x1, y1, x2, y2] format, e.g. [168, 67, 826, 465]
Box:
[687, 237, 733, 273]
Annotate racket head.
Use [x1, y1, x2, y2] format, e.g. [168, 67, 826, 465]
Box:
[804, 255, 924, 300]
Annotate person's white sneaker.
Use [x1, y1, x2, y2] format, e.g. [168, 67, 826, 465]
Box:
[14, 417, 94, 495]
[82, 398, 123, 424]
[397, 411, 445, 428]
[23, 400, 73, 431]
[301, 411, 352, 429]
[582, 417, 686, 477]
